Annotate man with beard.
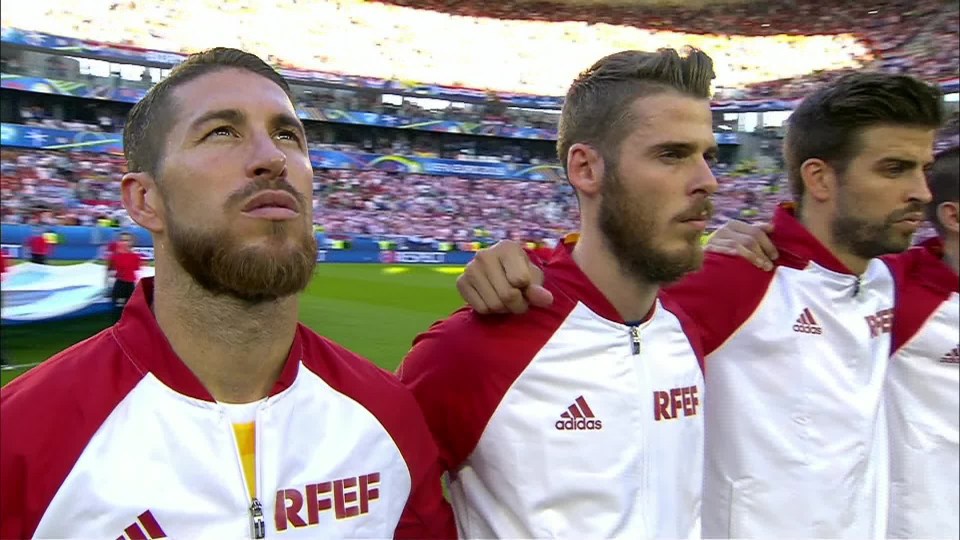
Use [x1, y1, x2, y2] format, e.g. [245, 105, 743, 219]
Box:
[705, 146, 959, 539]
[397, 48, 719, 539]
[455, 71, 944, 538]
[0, 48, 454, 540]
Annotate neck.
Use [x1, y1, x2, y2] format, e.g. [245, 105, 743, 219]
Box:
[571, 226, 659, 322]
[797, 205, 870, 275]
[152, 256, 299, 404]
[943, 234, 960, 275]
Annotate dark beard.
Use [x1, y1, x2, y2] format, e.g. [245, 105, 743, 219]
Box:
[831, 194, 924, 261]
[163, 181, 318, 304]
[598, 169, 710, 284]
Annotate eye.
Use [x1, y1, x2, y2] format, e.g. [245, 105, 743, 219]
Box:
[884, 163, 907, 177]
[659, 151, 683, 163]
[704, 153, 719, 166]
[276, 129, 302, 144]
[206, 126, 236, 138]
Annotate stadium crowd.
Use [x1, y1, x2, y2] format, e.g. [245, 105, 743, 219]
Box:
[0, 147, 802, 243]
[379, 0, 960, 99]
[1, 0, 956, 101]
[0, 0, 956, 245]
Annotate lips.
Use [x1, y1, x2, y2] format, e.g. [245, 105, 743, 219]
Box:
[895, 213, 924, 223]
[679, 210, 712, 223]
[241, 190, 299, 213]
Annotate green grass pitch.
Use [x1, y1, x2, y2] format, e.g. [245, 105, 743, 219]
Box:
[0, 264, 467, 387]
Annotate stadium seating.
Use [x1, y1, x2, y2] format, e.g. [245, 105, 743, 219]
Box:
[1, 147, 802, 243]
[1, 0, 956, 100]
[1, 0, 956, 245]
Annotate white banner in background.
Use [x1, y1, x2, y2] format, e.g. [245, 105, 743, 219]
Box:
[1, 262, 155, 323]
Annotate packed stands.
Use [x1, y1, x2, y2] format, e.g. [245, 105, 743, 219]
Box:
[0, 0, 887, 97]
[2, 0, 956, 101]
[380, 0, 960, 98]
[1, 0, 956, 246]
[1, 147, 800, 243]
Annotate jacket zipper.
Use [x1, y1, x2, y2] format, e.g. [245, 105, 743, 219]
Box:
[250, 499, 265, 539]
[226, 407, 266, 539]
[251, 404, 265, 539]
[853, 275, 862, 297]
[628, 322, 650, 526]
[630, 325, 641, 355]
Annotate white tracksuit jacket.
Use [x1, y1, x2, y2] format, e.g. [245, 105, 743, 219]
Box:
[0, 278, 455, 539]
[400, 241, 706, 539]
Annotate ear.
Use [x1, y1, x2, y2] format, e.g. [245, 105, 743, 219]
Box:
[121, 172, 165, 234]
[566, 143, 606, 198]
[799, 158, 838, 204]
[936, 201, 960, 235]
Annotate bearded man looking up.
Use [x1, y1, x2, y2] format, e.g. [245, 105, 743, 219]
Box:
[0, 47, 455, 540]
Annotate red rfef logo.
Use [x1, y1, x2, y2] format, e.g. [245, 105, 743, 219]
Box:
[653, 386, 700, 421]
[866, 308, 894, 338]
[275, 473, 380, 531]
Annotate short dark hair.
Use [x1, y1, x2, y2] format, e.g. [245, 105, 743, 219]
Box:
[123, 47, 294, 177]
[556, 48, 715, 172]
[784, 72, 944, 203]
[927, 146, 960, 234]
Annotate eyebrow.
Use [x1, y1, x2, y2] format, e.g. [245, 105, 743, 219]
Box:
[188, 108, 307, 141]
[649, 141, 720, 156]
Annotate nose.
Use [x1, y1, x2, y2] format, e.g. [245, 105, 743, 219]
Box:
[245, 131, 287, 180]
[691, 157, 719, 196]
[907, 169, 932, 205]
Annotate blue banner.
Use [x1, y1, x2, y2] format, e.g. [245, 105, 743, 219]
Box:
[302, 108, 558, 140]
[0, 123, 123, 153]
[0, 123, 566, 179]
[0, 73, 148, 102]
[0, 123, 739, 176]
[308, 149, 565, 180]
[0, 27, 187, 65]
[0, 224, 476, 266]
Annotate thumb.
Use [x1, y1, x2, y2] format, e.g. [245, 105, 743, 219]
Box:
[524, 285, 554, 308]
[760, 222, 775, 234]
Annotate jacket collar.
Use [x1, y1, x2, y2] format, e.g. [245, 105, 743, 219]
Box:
[770, 203, 858, 275]
[912, 237, 959, 294]
[545, 236, 656, 325]
[113, 277, 304, 402]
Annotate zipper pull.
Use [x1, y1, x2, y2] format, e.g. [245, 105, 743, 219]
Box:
[629, 326, 641, 355]
[250, 498, 266, 539]
[853, 276, 862, 297]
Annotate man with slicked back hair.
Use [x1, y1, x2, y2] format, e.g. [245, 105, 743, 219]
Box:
[456, 71, 944, 539]
[399, 48, 719, 539]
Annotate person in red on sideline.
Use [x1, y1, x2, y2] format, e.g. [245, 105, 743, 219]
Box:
[107, 232, 143, 322]
[103, 236, 120, 262]
[25, 227, 53, 265]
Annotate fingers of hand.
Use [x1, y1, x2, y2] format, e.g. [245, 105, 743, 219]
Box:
[736, 243, 773, 271]
[503, 251, 534, 289]
[457, 278, 492, 314]
[482, 256, 527, 314]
